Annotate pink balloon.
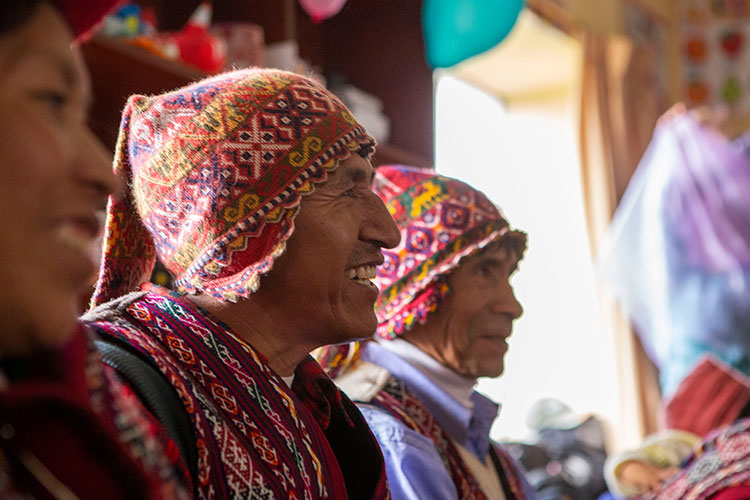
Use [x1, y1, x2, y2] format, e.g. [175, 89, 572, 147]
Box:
[298, 0, 348, 22]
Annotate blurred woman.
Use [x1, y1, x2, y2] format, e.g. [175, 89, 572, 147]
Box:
[0, 1, 185, 497]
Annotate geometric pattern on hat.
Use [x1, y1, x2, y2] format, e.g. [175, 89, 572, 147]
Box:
[92, 69, 374, 306]
[372, 165, 527, 339]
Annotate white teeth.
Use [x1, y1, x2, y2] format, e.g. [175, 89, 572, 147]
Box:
[346, 265, 377, 284]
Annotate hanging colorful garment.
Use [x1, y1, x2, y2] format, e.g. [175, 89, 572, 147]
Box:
[85, 286, 389, 499]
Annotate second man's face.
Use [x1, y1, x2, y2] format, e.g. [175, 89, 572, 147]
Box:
[404, 240, 523, 379]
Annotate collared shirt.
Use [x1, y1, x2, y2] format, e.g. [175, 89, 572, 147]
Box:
[373, 339, 499, 458]
[356, 339, 513, 500]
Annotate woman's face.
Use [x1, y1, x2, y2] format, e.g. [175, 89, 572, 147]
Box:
[0, 3, 114, 355]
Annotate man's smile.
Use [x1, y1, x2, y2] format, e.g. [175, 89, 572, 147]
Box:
[346, 264, 378, 287]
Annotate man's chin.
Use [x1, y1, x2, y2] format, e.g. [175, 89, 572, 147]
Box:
[481, 367, 505, 379]
[471, 362, 505, 379]
[329, 319, 378, 345]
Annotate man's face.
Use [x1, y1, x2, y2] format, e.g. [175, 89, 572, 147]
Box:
[256, 153, 400, 347]
[0, 4, 114, 354]
[404, 240, 523, 379]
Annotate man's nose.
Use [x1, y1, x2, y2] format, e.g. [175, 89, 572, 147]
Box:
[492, 279, 523, 320]
[73, 124, 116, 203]
[365, 194, 401, 249]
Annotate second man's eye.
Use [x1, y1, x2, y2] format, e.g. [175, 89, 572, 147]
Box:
[37, 90, 67, 109]
[33, 90, 71, 121]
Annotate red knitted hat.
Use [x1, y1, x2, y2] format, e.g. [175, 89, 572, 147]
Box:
[92, 68, 374, 305]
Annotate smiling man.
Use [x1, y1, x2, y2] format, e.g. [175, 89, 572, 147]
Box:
[319, 165, 536, 499]
[83, 69, 399, 498]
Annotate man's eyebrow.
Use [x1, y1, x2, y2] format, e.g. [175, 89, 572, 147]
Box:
[19, 47, 91, 110]
[32, 48, 79, 88]
[476, 256, 505, 267]
[58, 58, 78, 89]
[475, 254, 521, 277]
[46, 50, 93, 111]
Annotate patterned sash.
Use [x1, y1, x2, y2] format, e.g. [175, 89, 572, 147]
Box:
[372, 376, 527, 500]
[86, 290, 388, 499]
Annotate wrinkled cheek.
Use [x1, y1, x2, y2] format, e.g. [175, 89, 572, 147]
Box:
[438, 319, 464, 370]
[461, 356, 479, 377]
[445, 341, 470, 375]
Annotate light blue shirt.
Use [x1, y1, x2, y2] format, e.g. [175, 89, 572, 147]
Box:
[356, 340, 535, 500]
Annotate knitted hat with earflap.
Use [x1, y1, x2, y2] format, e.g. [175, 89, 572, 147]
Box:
[372, 165, 527, 339]
[92, 68, 375, 306]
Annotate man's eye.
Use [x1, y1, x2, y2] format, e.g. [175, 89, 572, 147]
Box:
[36, 90, 68, 110]
[343, 188, 356, 197]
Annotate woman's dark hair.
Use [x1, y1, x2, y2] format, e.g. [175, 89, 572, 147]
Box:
[0, 1, 46, 38]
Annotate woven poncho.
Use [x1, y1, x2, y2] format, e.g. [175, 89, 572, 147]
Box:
[372, 165, 527, 339]
[92, 69, 374, 305]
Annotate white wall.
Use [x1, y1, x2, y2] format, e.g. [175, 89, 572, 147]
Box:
[435, 74, 621, 444]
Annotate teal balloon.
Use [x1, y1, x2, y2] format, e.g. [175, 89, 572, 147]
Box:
[423, 0, 524, 68]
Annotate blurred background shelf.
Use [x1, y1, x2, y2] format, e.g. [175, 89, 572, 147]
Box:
[82, 35, 205, 150]
[82, 0, 434, 167]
